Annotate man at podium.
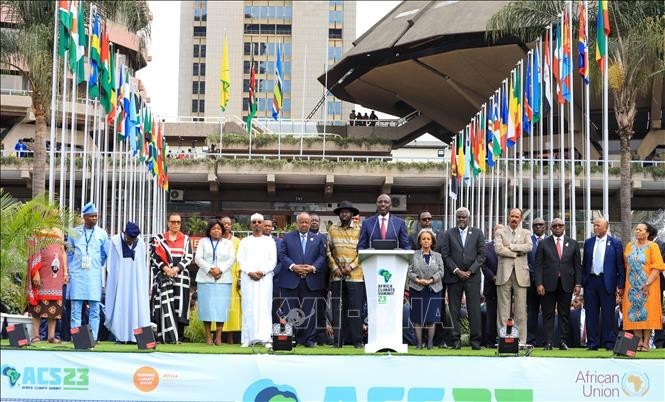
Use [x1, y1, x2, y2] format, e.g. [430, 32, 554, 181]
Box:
[358, 194, 411, 250]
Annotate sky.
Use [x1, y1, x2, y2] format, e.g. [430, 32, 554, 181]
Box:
[137, 1, 401, 118]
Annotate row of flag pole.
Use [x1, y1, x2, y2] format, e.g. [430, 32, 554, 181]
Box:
[48, 0, 169, 236]
[447, 0, 610, 240]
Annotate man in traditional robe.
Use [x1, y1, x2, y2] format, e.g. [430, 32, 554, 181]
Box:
[104, 222, 151, 343]
[68, 202, 108, 341]
[237, 213, 277, 347]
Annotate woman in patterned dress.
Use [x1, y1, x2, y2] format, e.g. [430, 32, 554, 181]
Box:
[622, 223, 665, 351]
[26, 228, 68, 343]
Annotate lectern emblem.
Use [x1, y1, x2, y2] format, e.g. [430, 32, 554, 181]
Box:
[378, 269, 392, 283]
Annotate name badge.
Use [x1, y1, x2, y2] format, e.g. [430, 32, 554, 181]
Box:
[82, 255, 92, 269]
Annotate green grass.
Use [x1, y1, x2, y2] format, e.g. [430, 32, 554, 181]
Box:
[2, 340, 663, 359]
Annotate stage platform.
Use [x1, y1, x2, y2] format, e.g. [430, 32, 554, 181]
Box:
[1, 343, 663, 401]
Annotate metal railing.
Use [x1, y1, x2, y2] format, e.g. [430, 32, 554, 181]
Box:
[0, 88, 31, 96]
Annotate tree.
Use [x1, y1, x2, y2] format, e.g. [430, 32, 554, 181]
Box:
[0, 0, 151, 198]
[487, 1, 665, 240]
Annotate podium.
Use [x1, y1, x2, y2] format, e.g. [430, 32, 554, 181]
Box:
[359, 249, 414, 353]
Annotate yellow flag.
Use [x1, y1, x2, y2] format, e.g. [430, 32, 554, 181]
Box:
[219, 36, 230, 112]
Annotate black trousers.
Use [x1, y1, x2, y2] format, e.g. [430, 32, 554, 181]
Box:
[542, 278, 571, 346]
[526, 282, 542, 345]
[448, 278, 482, 347]
[281, 280, 320, 346]
[483, 281, 497, 346]
[331, 280, 365, 346]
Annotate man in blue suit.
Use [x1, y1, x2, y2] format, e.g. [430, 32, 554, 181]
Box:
[582, 218, 625, 350]
[527, 217, 547, 345]
[278, 212, 328, 347]
[357, 193, 411, 250]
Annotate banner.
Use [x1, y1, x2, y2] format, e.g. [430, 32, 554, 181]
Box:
[1, 351, 663, 401]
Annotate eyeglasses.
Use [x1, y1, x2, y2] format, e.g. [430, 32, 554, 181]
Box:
[169, 221, 181, 224]
[551, 224, 564, 228]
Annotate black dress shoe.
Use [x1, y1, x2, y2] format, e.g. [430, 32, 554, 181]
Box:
[452, 340, 461, 350]
[304, 342, 316, 348]
[353, 343, 364, 349]
[559, 342, 569, 351]
[543, 343, 553, 350]
[586, 346, 598, 351]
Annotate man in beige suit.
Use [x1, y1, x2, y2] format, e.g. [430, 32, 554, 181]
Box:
[494, 208, 533, 344]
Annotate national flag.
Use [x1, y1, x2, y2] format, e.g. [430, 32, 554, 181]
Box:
[507, 73, 516, 148]
[524, 56, 533, 135]
[491, 97, 502, 159]
[578, 1, 589, 84]
[543, 28, 553, 110]
[449, 138, 458, 200]
[500, 83, 508, 152]
[246, 61, 257, 134]
[116, 64, 126, 140]
[107, 48, 117, 124]
[561, 9, 572, 103]
[100, 25, 113, 114]
[533, 46, 542, 122]
[88, 9, 101, 99]
[69, 0, 85, 83]
[464, 126, 472, 181]
[272, 44, 283, 120]
[57, 1, 72, 58]
[595, 0, 610, 72]
[128, 91, 138, 154]
[471, 118, 480, 175]
[478, 109, 486, 173]
[456, 131, 465, 180]
[514, 67, 522, 140]
[553, 23, 564, 105]
[219, 36, 230, 112]
[487, 101, 495, 168]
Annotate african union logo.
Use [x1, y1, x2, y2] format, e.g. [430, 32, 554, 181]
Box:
[621, 372, 649, 397]
[244, 379, 299, 401]
[378, 269, 392, 283]
[1, 365, 20, 386]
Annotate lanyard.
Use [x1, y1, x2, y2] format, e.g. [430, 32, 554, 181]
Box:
[83, 227, 94, 254]
[211, 238, 220, 264]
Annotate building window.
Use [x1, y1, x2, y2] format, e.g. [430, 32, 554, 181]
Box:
[193, 26, 207, 37]
[193, 44, 199, 58]
[193, 81, 205, 94]
[200, 45, 206, 57]
[329, 10, 343, 24]
[192, 81, 198, 94]
[243, 24, 292, 35]
[199, 63, 206, 76]
[192, 99, 198, 113]
[193, 63, 199, 76]
[199, 100, 205, 113]
[329, 28, 342, 39]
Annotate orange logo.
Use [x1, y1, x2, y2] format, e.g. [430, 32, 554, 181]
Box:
[133, 366, 159, 392]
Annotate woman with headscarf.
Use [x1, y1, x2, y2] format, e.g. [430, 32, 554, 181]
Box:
[622, 223, 665, 351]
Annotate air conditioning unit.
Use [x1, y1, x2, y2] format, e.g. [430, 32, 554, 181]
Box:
[169, 189, 184, 202]
[390, 194, 407, 211]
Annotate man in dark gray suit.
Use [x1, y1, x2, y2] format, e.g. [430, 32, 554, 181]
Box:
[441, 207, 486, 350]
[535, 218, 581, 350]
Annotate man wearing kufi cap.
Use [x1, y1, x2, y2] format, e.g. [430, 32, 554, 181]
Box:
[237, 213, 277, 347]
[67, 202, 108, 342]
[104, 222, 151, 342]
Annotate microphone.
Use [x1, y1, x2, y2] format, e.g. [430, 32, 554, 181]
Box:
[391, 217, 399, 249]
[368, 217, 377, 249]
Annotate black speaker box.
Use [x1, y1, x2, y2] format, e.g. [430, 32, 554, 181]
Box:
[613, 331, 639, 357]
[7, 323, 30, 347]
[272, 323, 293, 351]
[498, 336, 519, 354]
[134, 326, 157, 350]
[71, 325, 95, 349]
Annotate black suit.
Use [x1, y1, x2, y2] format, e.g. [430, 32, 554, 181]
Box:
[535, 235, 581, 346]
[481, 241, 498, 346]
[441, 226, 486, 348]
[527, 234, 544, 345]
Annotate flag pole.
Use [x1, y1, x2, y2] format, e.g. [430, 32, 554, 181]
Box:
[601, 2, 609, 221]
[300, 43, 307, 156]
[68, 48, 78, 212]
[568, 1, 576, 237]
[518, 60, 524, 213]
[528, 51, 534, 226]
[538, 38, 544, 219]
[547, 25, 554, 223]
[558, 14, 565, 220]
[583, 0, 592, 236]
[48, 0, 60, 202]
[81, 4, 94, 209]
[101, 112, 109, 230]
[502, 81, 509, 223]
[59, 52, 68, 209]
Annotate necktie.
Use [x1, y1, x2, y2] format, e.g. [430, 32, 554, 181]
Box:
[301, 234, 307, 254]
[461, 230, 466, 247]
[380, 217, 387, 240]
[593, 238, 603, 275]
[556, 238, 562, 259]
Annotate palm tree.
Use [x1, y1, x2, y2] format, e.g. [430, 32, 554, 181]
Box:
[0, 0, 151, 198]
[487, 1, 665, 240]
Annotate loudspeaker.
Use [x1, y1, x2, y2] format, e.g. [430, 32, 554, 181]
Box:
[134, 326, 157, 350]
[497, 319, 520, 354]
[613, 331, 639, 357]
[271, 323, 294, 351]
[71, 325, 95, 349]
[7, 323, 30, 347]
